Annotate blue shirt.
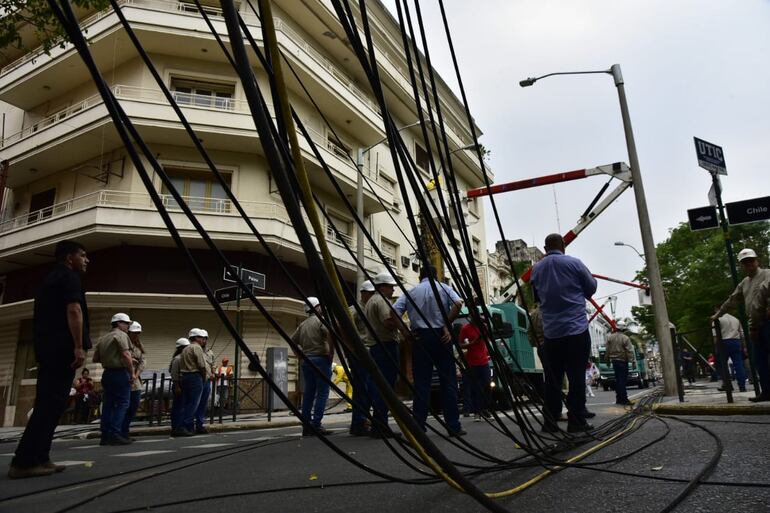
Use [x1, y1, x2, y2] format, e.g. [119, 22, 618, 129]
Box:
[531, 250, 597, 338]
[393, 278, 462, 329]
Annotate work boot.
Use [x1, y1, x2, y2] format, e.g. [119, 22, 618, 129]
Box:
[8, 464, 56, 479]
[567, 422, 594, 433]
[349, 425, 370, 437]
[195, 427, 209, 435]
[42, 461, 66, 473]
[106, 434, 132, 446]
[447, 428, 467, 438]
[749, 394, 770, 403]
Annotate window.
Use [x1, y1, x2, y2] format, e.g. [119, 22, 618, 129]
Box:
[326, 135, 351, 159]
[468, 197, 479, 216]
[161, 168, 231, 213]
[472, 236, 481, 257]
[171, 78, 235, 110]
[28, 188, 56, 223]
[381, 238, 398, 267]
[326, 212, 352, 246]
[415, 143, 430, 170]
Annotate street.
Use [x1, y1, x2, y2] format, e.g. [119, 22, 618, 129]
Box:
[2, 387, 768, 513]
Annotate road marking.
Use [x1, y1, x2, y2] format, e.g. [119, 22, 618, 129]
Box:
[0, 453, 15, 457]
[113, 450, 175, 457]
[72, 445, 101, 449]
[238, 437, 272, 442]
[182, 443, 233, 449]
[56, 461, 94, 466]
[134, 439, 166, 443]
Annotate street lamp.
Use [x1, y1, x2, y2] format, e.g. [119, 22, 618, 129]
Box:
[614, 241, 645, 261]
[520, 64, 677, 397]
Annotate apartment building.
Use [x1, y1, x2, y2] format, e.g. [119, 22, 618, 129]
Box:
[0, 0, 492, 426]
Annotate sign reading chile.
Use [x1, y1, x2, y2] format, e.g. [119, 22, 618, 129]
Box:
[725, 196, 770, 226]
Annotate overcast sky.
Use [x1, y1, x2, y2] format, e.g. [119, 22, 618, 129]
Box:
[381, 0, 770, 320]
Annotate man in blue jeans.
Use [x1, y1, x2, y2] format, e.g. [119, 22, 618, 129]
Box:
[604, 322, 634, 405]
[713, 248, 770, 402]
[192, 329, 214, 434]
[179, 328, 208, 434]
[347, 280, 374, 436]
[714, 309, 747, 392]
[292, 297, 333, 436]
[392, 266, 465, 437]
[93, 313, 135, 445]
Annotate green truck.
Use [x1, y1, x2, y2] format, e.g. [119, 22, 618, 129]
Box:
[596, 344, 650, 390]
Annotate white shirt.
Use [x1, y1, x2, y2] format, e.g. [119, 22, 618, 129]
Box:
[716, 313, 743, 340]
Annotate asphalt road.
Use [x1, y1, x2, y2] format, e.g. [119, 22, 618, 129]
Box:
[1, 387, 768, 513]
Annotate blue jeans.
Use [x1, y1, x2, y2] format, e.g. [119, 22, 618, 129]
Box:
[370, 341, 399, 430]
[412, 328, 461, 433]
[612, 360, 629, 403]
[100, 368, 131, 439]
[181, 373, 203, 432]
[195, 380, 211, 429]
[301, 356, 332, 427]
[754, 322, 770, 396]
[170, 382, 184, 431]
[348, 356, 372, 430]
[543, 330, 591, 426]
[723, 339, 747, 390]
[469, 364, 492, 414]
[121, 390, 142, 437]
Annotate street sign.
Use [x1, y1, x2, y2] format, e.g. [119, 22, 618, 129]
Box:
[725, 196, 770, 226]
[215, 286, 240, 304]
[694, 137, 727, 175]
[223, 266, 266, 290]
[687, 205, 719, 231]
[708, 181, 718, 207]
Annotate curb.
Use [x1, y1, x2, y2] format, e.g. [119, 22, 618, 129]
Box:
[81, 418, 305, 439]
[653, 403, 770, 416]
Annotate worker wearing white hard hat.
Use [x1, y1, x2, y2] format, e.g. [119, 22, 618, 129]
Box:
[123, 321, 146, 439]
[291, 297, 333, 436]
[604, 324, 634, 406]
[178, 327, 211, 435]
[169, 338, 192, 436]
[713, 248, 770, 402]
[365, 270, 404, 437]
[92, 313, 135, 445]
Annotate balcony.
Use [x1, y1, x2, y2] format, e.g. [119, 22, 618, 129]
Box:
[0, 189, 380, 274]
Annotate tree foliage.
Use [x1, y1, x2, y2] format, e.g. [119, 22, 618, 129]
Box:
[0, 0, 109, 58]
[632, 221, 770, 354]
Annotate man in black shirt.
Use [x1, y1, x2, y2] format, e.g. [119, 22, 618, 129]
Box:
[9, 240, 91, 479]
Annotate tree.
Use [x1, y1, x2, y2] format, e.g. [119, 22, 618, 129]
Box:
[0, 0, 109, 59]
[632, 221, 770, 355]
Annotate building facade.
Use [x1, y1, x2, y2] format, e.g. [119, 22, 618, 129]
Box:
[0, 0, 491, 425]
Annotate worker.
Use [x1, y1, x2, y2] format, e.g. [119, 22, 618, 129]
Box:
[169, 337, 192, 437]
[192, 329, 214, 434]
[179, 328, 208, 435]
[712, 307, 747, 393]
[392, 266, 465, 437]
[215, 358, 234, 409]
[122, 321, 146, 440]
[291, 297, 333, 436]
[531, 233, 596, 433]
[347, 280, 375, 436]
[712, 248, 770, 402]
[458, 297, 491, 421]
[605, 322, 634, 405]
[366, 271, 406, 437]
[331, 363, 353, 411]
[93, 313, 135, 445]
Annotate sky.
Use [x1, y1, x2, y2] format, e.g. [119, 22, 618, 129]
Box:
[381, 0, 770, 320]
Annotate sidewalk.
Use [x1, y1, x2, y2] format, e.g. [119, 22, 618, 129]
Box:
[653, 379, 770, 415]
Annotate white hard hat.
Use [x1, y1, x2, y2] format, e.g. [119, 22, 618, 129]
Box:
[175, 337, 191, 348]
[128, 321, 142, 333]
[373, 271, 397, 286]
[188, 328, 208, 339]
[360, 280, 375, 292]
[738, 248, 758, 261]
[616, 321, 628, 331]
[111, 313, 131, 324]
[304, 296, 320, 313]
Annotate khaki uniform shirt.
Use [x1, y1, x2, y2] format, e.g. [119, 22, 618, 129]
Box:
[718, 268, 770, 329]
[128, 343, 145, 392]
[364, 293, 399, 345]
[605, 332, 634, 362]
[170, 354, 183, 382]
[180, 343, 207, 374]
[291, 314, 329, 357]
[203, 348, 215, 380]
[93, 328, 131, 369]
[349, 303, 374, 347]
[527, 307, 544, 348]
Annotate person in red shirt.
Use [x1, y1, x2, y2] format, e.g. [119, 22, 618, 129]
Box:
[459, 304, 492, 420]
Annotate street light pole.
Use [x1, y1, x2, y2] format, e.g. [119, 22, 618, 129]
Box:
[610, 64, 677, 396]
[614, 241, 645, 261]
[520, 64, 678, 396]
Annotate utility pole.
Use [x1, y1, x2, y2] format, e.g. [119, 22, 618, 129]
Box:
[611, 64, 677, 396]
[232, 263, 242, 422]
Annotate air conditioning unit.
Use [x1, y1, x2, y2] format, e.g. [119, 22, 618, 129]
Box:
[401, 256, 410, 268]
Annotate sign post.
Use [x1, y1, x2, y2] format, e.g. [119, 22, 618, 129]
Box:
[693, 138, 759, 398]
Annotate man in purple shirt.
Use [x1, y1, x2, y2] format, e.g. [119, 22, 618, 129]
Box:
[531, 234, 597, 433]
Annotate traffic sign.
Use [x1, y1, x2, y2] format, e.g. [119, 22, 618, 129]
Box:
[687, 205, 719, 231]
[725, 196, 770, 226]
[694, 137, 727, 175]
[215, 286, 240, 304]
[223, 266, 266, 290]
